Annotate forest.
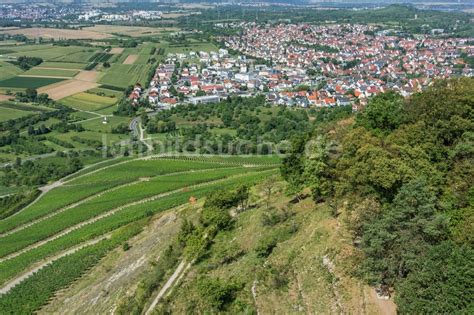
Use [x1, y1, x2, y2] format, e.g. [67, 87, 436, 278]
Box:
[281, 77, 473, 313]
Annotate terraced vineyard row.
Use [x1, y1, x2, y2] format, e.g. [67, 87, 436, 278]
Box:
[0, 167, 266, 258]
[0, 169, 275, 313]
[0, 159, 230, 234]
[0, 156, 278, 296]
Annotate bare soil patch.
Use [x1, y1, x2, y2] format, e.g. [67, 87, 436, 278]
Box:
[0, 94, 13, 101]
[38, 80, 98, 100]
[74, 71, 99, 83]
[109, 47, 124, 54]
[123, 55, 138, 65]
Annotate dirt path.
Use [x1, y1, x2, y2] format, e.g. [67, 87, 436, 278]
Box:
[369, 288, 397, 315]
[0, 234, 110, 295]
[139, 122, 153, 152]
[145, 260, 191, 315]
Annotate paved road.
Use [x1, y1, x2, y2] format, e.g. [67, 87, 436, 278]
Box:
[129, 117, 153, 151]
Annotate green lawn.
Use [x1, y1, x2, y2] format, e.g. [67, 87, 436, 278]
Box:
[80, 115, 130, 133]
[87, 87, 123, 98]
[60, 92, 118, 112]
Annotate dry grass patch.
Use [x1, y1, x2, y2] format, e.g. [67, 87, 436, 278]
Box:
[0, 28, 111, 40]
[0, 94, 13, 101]
[109, 48, 124, 54]
[38, 80, 99, 100]
[122, 55, 138, 65]
[84, 25, 179, 37]
[74, 71, 99, 83]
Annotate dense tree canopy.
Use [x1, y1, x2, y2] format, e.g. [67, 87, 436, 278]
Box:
[281, 77, 474, 313]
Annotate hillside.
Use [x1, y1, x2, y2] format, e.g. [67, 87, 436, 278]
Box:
[24, 78, 474, 314]
[281, 77, 473, 313]
[0, 78, 471, 313]
[39, 177, 393, 314]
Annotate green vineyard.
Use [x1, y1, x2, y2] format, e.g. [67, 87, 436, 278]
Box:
[0, 155, 279, 313]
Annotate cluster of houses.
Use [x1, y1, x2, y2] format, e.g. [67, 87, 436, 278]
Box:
[128, 22, 472, 110]
[128, 83, 143, 105]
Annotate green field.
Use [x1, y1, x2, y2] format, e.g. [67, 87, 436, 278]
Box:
[99, 63, 151, 88]
[87, 87, 123, 98]
[23, 68, 78, 78]
[0, 76, 64, 89]
[60, 92, 118, 111]
[0, 106, 33, 122]
[38, 62, 87, 70]
[0, 61, 23, 81]
[5, 45, 100, 63]
[0, 156, 278, 314]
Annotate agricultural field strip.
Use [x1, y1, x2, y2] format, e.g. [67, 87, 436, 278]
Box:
[0, 170, 273, 292]
[144, 155, 281, 166]
[0, 233, 111, 295]
[0, 166, 241, 238]
[0, 160, 232, 234]
[0, 167, 266, 260]
[1, 155, 277, 230]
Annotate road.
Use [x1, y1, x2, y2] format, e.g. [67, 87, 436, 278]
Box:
[129, 117, 153, 152]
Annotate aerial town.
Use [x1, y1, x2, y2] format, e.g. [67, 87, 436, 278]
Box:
[140, 23, 473, 110]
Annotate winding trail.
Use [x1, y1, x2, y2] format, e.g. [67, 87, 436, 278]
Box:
[145, 260, 192, 315]
[252, 279, 261, 315]
[139, 122, 153, 152]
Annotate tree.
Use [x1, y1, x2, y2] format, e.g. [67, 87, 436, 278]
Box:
[196, 90, 206, 97]
[235, 184, 250, 211]
[200, 206, 233, 231]
[197, 277, 242, 311]
[303, 135, 332, 202]
[25, 88, 37, 101]
[396, 242, 474, 314]
[261, 176, 276, 210]
[360, 178, 449, 286]
[356, 91, 404, 135]
[36, 93, 49, 104]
